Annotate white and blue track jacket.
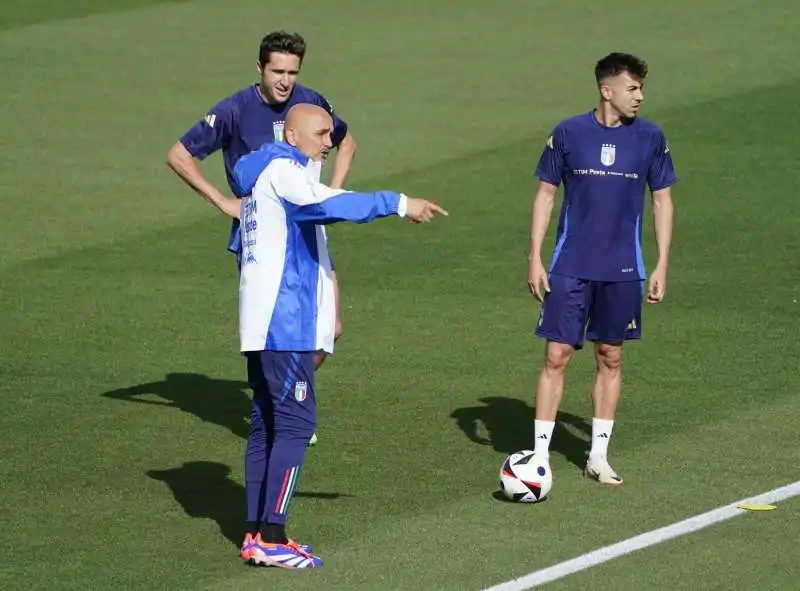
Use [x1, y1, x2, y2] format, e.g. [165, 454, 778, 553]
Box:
[233, 142, 408, 354]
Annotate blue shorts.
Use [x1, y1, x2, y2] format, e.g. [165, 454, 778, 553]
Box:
[535, 274, 643, 350]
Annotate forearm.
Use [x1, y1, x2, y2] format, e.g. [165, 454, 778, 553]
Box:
[328, 133, 357, 189]
[166, 142, 232, 213]
[652, 191, 674, 268]
[529, 187, 556, 260]
[289, 191, 404, 225]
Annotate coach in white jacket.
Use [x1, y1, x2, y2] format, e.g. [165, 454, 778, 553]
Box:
[229, 103, 446, 569]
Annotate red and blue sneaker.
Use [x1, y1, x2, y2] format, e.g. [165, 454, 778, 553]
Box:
[240, 533, 257, 560]
[247, 533, 323, 569]
[240, 532, 313, 561]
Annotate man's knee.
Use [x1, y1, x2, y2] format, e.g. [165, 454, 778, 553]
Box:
[544, 341, 574, 374]
[595, 343, 622, 373]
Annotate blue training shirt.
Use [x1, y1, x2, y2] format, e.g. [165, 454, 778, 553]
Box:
[179, 83, 348, 254]
[535, 111, 677, 282]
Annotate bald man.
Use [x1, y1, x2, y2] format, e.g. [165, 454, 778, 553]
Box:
[232, 104, 446, 569]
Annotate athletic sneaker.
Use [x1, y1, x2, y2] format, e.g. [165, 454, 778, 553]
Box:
[248, 533, 323, 569]
[240, 533, 257, 560]
[240, 533, 312, 561]
[584, 455, 623, 485]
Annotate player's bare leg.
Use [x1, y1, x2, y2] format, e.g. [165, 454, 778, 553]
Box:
[592, 342, 622, 419]
[585, 342, 623, 484]
[308, 271, 343, 446]
[532, 341, 575, 458]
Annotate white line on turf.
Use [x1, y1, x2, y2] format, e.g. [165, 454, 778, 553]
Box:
[481, 480, 800, 591]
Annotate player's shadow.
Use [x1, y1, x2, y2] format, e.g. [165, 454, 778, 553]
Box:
[148, 461, 352, 547]
[101, 373, 251, 439]
[450, 396, 590, 469]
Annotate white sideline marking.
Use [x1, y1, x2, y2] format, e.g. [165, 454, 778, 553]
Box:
[482, 480, 800, 590]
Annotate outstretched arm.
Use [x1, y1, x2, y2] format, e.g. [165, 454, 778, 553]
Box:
[287, 187, 407, 225]
[269, 159, 447, 224]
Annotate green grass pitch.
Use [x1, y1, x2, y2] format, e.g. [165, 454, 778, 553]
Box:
[0, 0, 798, 589]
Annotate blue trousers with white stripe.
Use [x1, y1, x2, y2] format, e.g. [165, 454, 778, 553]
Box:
[244, 351, 317, 525]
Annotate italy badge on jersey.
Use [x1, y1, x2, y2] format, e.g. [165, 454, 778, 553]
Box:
[600, 143, 616, 166]
[273, 121, 285, 143]
[294, 381, 308, 402]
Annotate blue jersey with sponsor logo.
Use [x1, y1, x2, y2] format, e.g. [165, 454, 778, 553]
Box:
[179, 83, 348, 254]
[534, 111, 676, 282]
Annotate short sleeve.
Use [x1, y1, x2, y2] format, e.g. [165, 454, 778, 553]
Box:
[534, 125, 566, 187]
[647, 129, 677, 191]
[179, 98, 234, 160]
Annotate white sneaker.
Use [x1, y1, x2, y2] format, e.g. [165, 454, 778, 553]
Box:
[584, 455, 623, 485]
[308, 432, 318, 447]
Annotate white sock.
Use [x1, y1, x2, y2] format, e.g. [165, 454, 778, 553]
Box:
[533, 420, 555, 457]
[590, 418, 614, 458]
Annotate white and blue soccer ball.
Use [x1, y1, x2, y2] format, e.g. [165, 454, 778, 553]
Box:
[499, 450, 553, 503]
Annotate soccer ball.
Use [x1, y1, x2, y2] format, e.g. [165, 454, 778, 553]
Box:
[499, 450, 553, 503]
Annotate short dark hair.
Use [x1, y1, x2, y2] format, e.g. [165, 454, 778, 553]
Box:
[594, 52, 648, 84]
[258, 31, 306, 68]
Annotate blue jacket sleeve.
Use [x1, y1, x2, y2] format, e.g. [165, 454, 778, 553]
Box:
[284, 191, 401, 225]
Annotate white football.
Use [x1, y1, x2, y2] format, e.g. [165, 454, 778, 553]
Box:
[499, 450, 552, 502]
